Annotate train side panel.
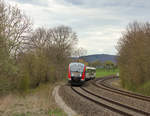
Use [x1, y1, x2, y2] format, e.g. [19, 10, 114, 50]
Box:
[85, 67, 96, 80]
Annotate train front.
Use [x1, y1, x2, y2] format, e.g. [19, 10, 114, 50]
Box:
[68, 62, 86, 85]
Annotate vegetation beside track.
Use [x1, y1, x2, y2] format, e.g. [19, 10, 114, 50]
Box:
[0, 82, 67, 116]
[117, 21, 150, 96]
[0, 0, 84, 95]
[0, 1, 81, 115]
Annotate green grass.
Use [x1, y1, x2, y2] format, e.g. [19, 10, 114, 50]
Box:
[48, 108, 67, 116]
[96, 68, 119, 78]
[134, 81, 150, 96]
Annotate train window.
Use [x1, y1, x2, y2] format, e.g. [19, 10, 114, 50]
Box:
[70, 63, 84, 73]
[87, 69, 96, 75]
[86, 69, 90, 73]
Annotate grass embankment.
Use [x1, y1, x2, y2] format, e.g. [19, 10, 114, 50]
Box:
[96, 68, 119, 78]
[123, 81, 150, 96]
[96, 68, 150, 96]
[137, 81, 150, 96]
[0, 82, 67, 116]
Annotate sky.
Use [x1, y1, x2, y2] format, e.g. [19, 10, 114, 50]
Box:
[5, 0, 150, 55]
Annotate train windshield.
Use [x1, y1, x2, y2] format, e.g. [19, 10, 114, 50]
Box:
[70, 63, 84, 73]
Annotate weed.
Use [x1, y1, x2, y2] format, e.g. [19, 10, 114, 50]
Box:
[48, 108, 67, 116]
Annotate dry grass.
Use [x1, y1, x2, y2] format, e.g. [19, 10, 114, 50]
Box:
[111, 79, 122, 88]
[0, 82, 66, 116]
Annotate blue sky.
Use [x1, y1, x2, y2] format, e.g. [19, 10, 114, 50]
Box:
[6, 0, 150, 55]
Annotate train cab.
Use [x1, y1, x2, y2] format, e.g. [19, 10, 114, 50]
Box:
[68, 62, 86, 85]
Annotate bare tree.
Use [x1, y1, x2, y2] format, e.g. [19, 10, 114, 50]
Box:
[73, 47, 87, 58]
[0, 0, 32, 92]
[20, 25, 78, 85]
[49, 26, 78, 60]
[0, 0, 32, 56]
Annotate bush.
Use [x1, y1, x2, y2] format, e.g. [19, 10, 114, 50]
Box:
[137, 81, 150, 96]
[0, 0, 31, 94]
[19, 74, 30, 92]
[0, 0, 78, 93]
[117, 22, 150, 93]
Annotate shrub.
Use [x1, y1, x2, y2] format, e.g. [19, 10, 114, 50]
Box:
[19, 74, 30, 92]
[117, 22, 150, 92]
[138, 81, 150, 96]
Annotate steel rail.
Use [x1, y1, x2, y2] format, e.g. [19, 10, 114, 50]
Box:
[71, 86, 132, 116]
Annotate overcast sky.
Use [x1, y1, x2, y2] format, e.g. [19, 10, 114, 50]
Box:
[6, 0, 150, 55]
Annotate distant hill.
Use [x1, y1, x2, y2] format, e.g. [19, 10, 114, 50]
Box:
[79, 54, 117, 63]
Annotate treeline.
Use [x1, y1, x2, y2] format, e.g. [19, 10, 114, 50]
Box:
[117, 21, 150, 95]
[75, 58, 117, 71]
[89, 60, 117, 71]
[0, 1, 78, 93]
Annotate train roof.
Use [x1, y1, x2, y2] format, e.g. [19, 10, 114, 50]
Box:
[69, 62, 84, 65]
[69, 62, 96, 70]
[86, 66, 96, 70]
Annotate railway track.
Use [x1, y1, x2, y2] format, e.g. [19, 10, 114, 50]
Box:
[71, 86, 150, 116]
[93, 76, 150, 102]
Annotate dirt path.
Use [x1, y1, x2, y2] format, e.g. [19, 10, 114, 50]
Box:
[52, 85, 77, 116]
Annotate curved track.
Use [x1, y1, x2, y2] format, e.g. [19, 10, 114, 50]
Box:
[71, 85, 150, 116]
[93, 76, 150, 102]
[71, 86, 131, 116]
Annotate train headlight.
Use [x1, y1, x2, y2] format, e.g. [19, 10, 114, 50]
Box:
[71, 73, 74, 76]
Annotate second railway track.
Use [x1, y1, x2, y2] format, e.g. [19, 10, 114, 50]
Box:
[93, 76, 150, 102]
[71, 86, 150, 116]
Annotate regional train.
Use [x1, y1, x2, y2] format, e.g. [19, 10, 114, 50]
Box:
[68, 62, 96, 85]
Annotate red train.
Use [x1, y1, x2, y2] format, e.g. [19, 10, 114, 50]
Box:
[68, 62, 96, 85]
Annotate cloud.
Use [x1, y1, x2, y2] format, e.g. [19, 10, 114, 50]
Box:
[59, 0, 150, 8]
[5, 0, 150, 55]
[11, 0, 49, 6]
